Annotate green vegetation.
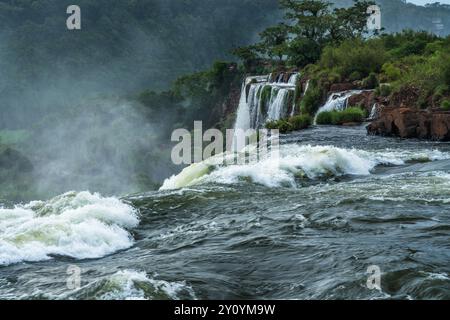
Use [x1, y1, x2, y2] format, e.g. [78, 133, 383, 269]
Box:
[138, 61, 243, 132]
[376, 84, 392, 97]
[315, 107, 366, 125]
[442, 99, 450, 111]
[234, 0, 375, 69]
[300, 82, 323, 115]
[260, 86, 274, 111]
[290, 114, 313, 130]
[232, 1, 450, 112]
[266, 114, 312, 133]
[266, 119, 293, 133]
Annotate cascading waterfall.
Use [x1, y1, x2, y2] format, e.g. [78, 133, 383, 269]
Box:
[288, 73, 299, 85]
[290, 79, 310, 117]
[304, 80, 310, 95]
[268, 89, 290, 121]
[369, 103, 379, 120]
[314, 90, 365, 124]
[233, 73, 298, 130]
[231, 73, 299, 150]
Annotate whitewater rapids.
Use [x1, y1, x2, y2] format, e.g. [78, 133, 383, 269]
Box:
[0, 191, 139, 266]
[161, 145, 450, 190]
[1, 125, 450, 300]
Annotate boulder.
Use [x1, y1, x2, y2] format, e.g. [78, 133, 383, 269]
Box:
[431, 113, 450, 141]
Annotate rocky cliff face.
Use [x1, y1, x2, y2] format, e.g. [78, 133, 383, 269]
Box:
[367, 107, 450, 141]
[365, 84, 450, 141]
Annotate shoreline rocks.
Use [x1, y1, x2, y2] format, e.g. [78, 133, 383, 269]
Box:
[367, 107, 450, 141]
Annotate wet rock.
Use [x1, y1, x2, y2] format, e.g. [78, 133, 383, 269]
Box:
[347, 91, 375, 113]
[367, 107, 450, 141]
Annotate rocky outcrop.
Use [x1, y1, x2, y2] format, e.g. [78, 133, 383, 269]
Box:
[347, 91, 375, 114]
[330, 83, 358, 92]
[367, 107, 450, 141]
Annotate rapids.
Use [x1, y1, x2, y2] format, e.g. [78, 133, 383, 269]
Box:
[1, 125, 449, 300]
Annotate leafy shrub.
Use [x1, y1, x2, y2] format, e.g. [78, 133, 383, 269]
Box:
[444, 57, 450, 86]
[442, 99, 450, 111]
[316, 108, 365, 125]
[336, 107, 366, 123]
[349, 71, 362, 82]
[315, 111, 334, 125]
[381, 63, 402, 81]
[265, 115, 312, 133]
[319, 39, 387, 80]
[362, 73, 379, 89]
[289, 115, 312, 130]
[327, 72, 342, 84]
[376, 84, 392, 97]
[265, 120, 293, 133]
[385, 30, 438, 58]
[433, 85, 449, 105]
[424, 40, 446, 55]
[300, 83, 323, 115]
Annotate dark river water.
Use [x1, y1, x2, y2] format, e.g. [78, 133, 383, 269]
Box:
[1, 125, 449, 299]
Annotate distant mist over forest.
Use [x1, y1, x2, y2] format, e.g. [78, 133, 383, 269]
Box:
[0, 0, 449, 128]
[336, 0, 450, 35]
[1, 0, 450, 200]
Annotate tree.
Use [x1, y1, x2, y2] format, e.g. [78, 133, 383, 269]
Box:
[231, 45, 260, 71]
[280, 0, 332, 44]
[232, 0, 376, 68]
[257, 23, 289, 61]
[330, 0, 375, 43]
[287, 37, 322, 66]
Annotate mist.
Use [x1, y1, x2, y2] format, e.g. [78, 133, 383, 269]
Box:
[0, 0, 282, 201]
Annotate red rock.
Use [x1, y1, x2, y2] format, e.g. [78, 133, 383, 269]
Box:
[367, 107, 450, 141]
[431, 113, 450, 141]
[347, 91, 375, 113]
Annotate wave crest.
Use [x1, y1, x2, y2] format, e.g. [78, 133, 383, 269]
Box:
[161, 145, 450, 190]
[0, 191, 139, 266]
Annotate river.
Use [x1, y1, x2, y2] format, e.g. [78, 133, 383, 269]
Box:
[1, 125, 449, 299]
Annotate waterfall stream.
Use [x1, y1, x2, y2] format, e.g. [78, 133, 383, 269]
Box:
[233, 73, 298, 131]
[314, 90, 365, 124]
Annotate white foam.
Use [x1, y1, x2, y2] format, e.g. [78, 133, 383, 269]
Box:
[89, 270, 196, 300]
[0, 191, 139, 266]
[160, 145, 450, 190]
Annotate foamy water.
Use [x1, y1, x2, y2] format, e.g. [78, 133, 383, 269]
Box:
[0, 191, 139, 266]
[161, 145, 450, 190]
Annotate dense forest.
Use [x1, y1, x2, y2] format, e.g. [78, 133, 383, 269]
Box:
[1, 0, 450, 202]
[231, 0, 450, 131]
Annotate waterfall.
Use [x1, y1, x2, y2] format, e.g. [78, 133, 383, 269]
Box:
[369, 103, 379, 120]
[314, 90, 364, 124]
[231, 73, 298, 150]
[304, 80, 310, 95]
[288, 73, 299, 85]
[233, 81, 252, 132]
[289, 78, 310, 117]
[268, 89, 290, 121]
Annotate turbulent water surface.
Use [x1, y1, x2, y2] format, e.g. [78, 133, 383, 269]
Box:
[1, 125, 450, 300]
